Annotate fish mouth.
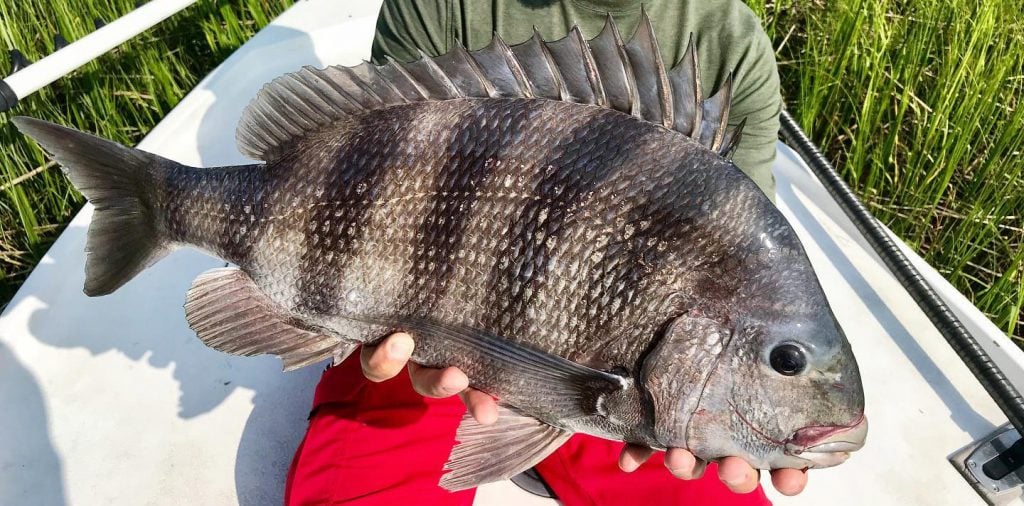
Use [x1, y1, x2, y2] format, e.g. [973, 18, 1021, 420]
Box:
[785, 414, 867, 453]
[731, 402, 867, 468]
[782, 414, 867, 467]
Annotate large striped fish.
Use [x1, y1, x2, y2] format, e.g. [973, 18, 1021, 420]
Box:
[14, 13, 865, 490]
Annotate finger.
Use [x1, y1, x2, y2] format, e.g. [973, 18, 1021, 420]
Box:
[770, 468, 808, 496]
[618, 444, 655, 473]
[664, 448, 707, 479]
[360, 333, 413, 382]
[717, 456, 760, 494]
[460, 388, 499, 425]
[408, 363, 469, 398]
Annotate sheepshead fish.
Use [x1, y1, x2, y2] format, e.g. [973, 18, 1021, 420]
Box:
[14, 13, 865, 490]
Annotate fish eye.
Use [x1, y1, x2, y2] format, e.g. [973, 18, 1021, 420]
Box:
[769, 343, 806, 376]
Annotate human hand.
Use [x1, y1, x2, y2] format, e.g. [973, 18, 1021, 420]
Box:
[360, 332, 499, 424]
[363, 334, 807, 494]
[619, 445, 808, 496]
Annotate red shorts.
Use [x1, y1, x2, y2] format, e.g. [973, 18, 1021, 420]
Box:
[284, 351, 771, 505]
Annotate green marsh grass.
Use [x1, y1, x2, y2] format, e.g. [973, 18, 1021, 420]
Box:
[749, 0, 1024, 341]
[0, 0, 292, 303]
[0, 0, 1021, 344]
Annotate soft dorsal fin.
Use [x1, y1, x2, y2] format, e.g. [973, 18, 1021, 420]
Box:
[236, 11, 745, 162]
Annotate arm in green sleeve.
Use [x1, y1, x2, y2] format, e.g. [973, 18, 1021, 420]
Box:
[370, 0, 453, 65]
[722, 15, 783, 197]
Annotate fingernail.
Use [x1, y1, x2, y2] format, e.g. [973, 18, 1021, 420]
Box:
[388, 335, 413, 360]
[620, 458, 639, 473]
[724, 470, 752, 489]
[667, 456, 695, 479]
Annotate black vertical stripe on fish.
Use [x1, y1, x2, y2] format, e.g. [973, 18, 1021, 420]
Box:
[217, 165, 276, 271]
[294, 106, 423, 315]
[579, 164, 703, 358]
[400, 101, 515, 314]
[483, 107, 660, 337]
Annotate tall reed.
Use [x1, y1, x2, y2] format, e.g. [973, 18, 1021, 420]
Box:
[0, 0, 292, 303]
[750, 0, 1023, 341]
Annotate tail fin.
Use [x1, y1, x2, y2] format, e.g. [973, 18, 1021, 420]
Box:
[12, 116, 173, 296]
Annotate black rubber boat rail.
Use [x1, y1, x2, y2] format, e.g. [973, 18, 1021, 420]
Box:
[778, 109, 1024, 438]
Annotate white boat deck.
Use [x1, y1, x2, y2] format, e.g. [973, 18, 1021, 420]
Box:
[1, 1, 1021, 504]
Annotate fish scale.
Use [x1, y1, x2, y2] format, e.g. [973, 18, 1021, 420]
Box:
[12, 11, 865, 492]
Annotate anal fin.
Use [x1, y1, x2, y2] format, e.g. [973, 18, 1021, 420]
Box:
[440, 405, 572, 491]
[185, 268, 341, 371]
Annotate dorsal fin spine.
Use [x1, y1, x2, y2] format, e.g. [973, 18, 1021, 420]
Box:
[720, 117, 746, 158]
[492, 33, 534, 98]
[383, 56, 430, 100]
[571, 25, 607, 107]
[688, 37, 704, 137]
[452, 41, 500, 98]
[417, 48, 464, 98]
[532, 28, 570, 101]
[366, 63, 410, 105]
[642, 7, 673, 129]
[710, 73, 733, 152]
[606, 16, 641, 117]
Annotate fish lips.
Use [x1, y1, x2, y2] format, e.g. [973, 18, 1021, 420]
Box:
[783, 414, 868, 467]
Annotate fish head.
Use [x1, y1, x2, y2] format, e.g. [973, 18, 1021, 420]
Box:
[692, 310, 866, 470]
[643, 281, 865, 470]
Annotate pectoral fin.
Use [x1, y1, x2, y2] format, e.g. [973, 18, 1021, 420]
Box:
[381, 316, 629, 421]
[185, 268, 344, 371]
[440, 405, 571, 491]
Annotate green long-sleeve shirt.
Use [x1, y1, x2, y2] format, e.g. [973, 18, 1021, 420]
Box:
[370, 0, 781, 196]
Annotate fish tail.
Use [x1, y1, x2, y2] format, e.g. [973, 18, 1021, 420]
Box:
[13, 116, 173, 296]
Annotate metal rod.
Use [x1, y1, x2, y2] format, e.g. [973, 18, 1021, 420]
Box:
[0, 0, 198, 112]
[778, 108, 1024, 436]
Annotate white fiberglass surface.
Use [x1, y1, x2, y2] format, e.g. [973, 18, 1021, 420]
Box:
[0, 0, 1018, 504]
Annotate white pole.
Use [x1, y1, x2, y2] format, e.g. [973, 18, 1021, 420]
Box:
[1, 0, 199, 112]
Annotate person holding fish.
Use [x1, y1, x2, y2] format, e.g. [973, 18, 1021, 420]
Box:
[13, 0, 866, 503]
[279, 1, 823, 505]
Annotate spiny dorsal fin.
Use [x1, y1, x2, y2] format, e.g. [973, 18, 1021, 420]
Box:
[236, 11, 745, 162]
